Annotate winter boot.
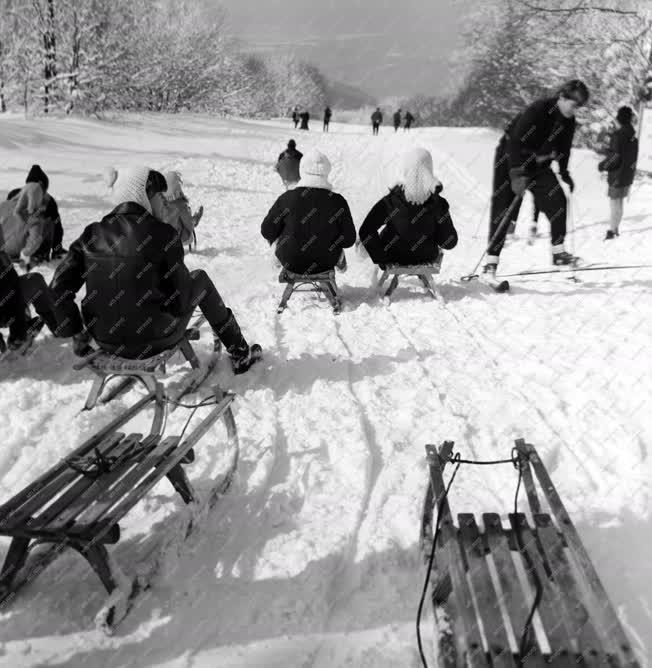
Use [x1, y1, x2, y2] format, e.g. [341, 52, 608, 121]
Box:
[230, 343, 263, 375]
[552, 250, 580, 266]
[72, 330, 94, 357]
[8, 317, 44, 355]
[483, 262, 497, 279]
[605, 230, 616, 240]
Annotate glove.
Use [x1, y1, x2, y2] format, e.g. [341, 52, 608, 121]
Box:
[509, 168, 529, 196]
[72, 331, 94, 358]
[560, 172, 575, 192]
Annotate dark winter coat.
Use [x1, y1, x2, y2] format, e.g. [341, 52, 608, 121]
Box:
[405, 112, 414, 127]
[393, 112, 401, 127]
[504, 97, 575, 177]
[359, 185, 458, 266]
[300, 112, 310, 130]
[324, 108, 332, 122]
[260, 187, 356, 274]
[275, 148, 303, 183]
[598, 123, 638, 188]
[50, 202, 196, 356]
[371, 111, 383, 125]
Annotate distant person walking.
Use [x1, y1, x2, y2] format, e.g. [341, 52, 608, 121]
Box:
[323, 106, 332, 132]
[300, 111, 310, 131]
[404, 111, 414, 131]
[598, 105, 638, 240]
[292, 107, 299, 129]
[393, 109, 401, 132]
[371, 107, 383, 136]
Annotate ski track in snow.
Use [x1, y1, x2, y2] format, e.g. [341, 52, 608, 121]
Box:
[0, 115, 651, 667]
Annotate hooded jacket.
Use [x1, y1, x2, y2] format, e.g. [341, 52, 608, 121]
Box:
[359, 185, 458, 266]
[598, 123, 638, 188]
[50, 202, 194, 356]
[0, 183, 48, 258]
[261, 187, 356, 274]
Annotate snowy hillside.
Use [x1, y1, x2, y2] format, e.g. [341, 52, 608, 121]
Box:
[0, 114, 651, 667]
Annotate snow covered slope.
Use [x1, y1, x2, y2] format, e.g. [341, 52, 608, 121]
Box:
[0, 114, 650, 667]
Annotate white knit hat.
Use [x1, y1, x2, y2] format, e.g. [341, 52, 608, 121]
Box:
[397, 148, 441, 205]
[105, 165, 154, 213]
[298, 149, 333, 190]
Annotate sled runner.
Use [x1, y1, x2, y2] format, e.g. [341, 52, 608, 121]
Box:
[75, 314, 216, 411]
[420, 439, 639, 667]
[0, 384, 238, 631]
[276, 268, 342, 314]
[376, 253, 443, 302]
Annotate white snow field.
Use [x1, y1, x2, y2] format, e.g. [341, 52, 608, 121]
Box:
[0, 114, 651, 667]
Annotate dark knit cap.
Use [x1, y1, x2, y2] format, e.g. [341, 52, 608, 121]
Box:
[558, 79, 590, 106]
[26, 164, 49, 191]
[288, 139, 296, 149]
[616, 106, 634, 125]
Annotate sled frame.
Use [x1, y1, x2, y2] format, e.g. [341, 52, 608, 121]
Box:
[277, 269, 341, 314]
[75, 315, 208, 414]
[420, 439, 639, 667]
[376, 253, 444, 302]
[0, 386, 238, 629]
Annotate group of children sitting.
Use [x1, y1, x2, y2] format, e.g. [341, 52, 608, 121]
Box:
[0, 146, 455, 371]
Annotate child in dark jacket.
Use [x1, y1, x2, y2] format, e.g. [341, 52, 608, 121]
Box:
[359, 148, 458, 268]
[598, 106, 638, 240]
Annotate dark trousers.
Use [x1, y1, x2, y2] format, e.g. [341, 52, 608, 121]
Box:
[186, 269, 247, 356]
[489, 139, 567, 257]
[372, 123, 380, 135]
[323, 121, 329, 132]
[0, 268, 60, 340]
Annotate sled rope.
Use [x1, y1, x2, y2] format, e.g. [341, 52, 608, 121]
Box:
[416, 448, 543, 667]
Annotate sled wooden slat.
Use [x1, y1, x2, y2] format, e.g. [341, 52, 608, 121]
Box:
[0, 432, 128, 531]
[517, 442, 637, 667]
[27, 434, 144, 532]
[509, 513, 576, 659]
[458, 513, 513, 667]
[0, 393, 156, 521]
[533, 514, 609, 666]
[277, 269, 342, 313]
[482, 513, 547, 666]
[39, 435, 160, 535]
[427, 445, 486, 666]
[377, 253, 443, 301]
[384, 263, 442, 275]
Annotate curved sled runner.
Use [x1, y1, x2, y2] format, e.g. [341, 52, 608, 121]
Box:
[276, 269, 342, 314]
[75, 314, 217, 413]
[0, 384, 238, 632]
[376, 252, 444, 302]
[420, 439, 639, 667]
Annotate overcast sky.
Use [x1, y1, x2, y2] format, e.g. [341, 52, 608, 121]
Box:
[219, 0, 476, 100]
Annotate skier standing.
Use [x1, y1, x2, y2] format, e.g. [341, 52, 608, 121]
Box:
[371, 108, 383, 135]
[323, 106, 332, 132]
[393, 109, 401, 132]
[484, 79, 589, 278]
[598, 105, 638, 240]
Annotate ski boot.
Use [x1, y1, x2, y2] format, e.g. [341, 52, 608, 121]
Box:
[231, 343, 263, 375]
[552, 250, 580, 267]
[72, 330, 94, 357]
[483, 262, 497, 279]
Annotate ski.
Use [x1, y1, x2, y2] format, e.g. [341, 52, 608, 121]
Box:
[498, 263, 652, 278]
[480, 276, 510, 293]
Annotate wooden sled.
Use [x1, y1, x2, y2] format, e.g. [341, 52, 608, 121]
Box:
[277, 269, 342, 314]
[0, 384, 238, 631]
[376, 252, 444, 302]
[420, 439, 640, 667]
[75, 314, 216, 413]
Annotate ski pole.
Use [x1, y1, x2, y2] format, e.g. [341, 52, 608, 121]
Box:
[567, 189, 578, 282]
[461, 191, 524, 281]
